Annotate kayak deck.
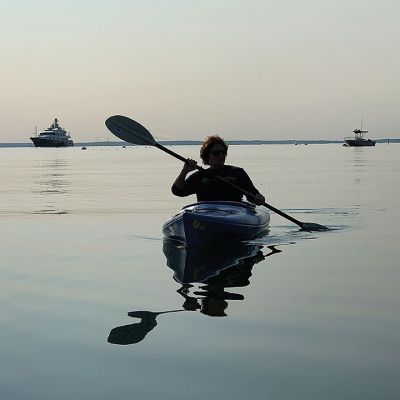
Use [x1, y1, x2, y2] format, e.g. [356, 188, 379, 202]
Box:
[162, 201, 270, 246]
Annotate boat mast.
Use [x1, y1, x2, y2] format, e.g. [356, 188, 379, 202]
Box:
[353, 116, 368, 140]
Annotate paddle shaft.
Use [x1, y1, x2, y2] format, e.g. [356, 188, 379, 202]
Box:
[155, 142, 306, 228]
[105, 115, 328, 231]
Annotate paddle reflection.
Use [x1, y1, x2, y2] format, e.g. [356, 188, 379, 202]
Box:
[108, 310, 184, 345]
[108, 241, 281, 345]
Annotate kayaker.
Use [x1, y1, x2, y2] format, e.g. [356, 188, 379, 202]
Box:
[171, 135, 265, 205]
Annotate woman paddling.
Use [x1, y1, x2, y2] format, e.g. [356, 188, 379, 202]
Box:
[172, 135, 265, 205]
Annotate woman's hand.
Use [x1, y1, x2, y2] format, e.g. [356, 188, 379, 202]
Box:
[253, 193, 265, 205]
[182, 158, 198, 174]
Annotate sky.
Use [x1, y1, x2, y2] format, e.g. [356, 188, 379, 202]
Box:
[0, 0, 399, 142]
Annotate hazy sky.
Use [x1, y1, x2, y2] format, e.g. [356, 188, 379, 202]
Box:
[1, 0, 399, 142]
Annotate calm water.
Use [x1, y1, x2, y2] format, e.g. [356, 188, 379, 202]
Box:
[1, 144, 399, 399]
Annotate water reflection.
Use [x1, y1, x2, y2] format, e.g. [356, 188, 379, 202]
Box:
[33, 157, 70, 214]
[108, 310, 184, 345]
[351, 147, 377, 169]
[108, 241, 281, 345]
[165, 241, 281, 317]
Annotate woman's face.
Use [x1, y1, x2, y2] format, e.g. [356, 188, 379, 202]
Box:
[208, 144, 227, 168]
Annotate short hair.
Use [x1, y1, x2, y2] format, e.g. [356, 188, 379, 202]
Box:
[200, 135, 228, 165]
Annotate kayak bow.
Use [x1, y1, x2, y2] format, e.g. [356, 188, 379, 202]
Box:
[162, 201, 270, 246]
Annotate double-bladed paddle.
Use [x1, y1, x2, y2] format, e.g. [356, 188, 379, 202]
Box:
[105, 115, 329, 231]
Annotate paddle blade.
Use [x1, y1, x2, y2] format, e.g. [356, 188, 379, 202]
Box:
[300, 222, 329, 231]
[105, 115, 156, 146]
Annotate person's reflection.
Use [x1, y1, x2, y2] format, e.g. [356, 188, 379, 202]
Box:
[108, 242, 281, 345]
[173, 244, 281, 317]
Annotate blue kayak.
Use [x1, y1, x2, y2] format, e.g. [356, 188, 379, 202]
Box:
[162, 201, 270, 246]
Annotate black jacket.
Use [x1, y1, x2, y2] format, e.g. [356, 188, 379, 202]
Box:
[171, 165, 260, 202]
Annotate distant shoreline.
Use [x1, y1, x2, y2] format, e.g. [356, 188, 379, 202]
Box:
[0, 138, 399, 148]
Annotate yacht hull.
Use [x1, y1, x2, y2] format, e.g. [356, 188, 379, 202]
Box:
[31, 138, 74, 147]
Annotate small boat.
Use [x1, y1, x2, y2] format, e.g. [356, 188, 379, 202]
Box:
[30, 118, 74, 147]
[162, 201, 270, 246]
[344, 128, 376, 147]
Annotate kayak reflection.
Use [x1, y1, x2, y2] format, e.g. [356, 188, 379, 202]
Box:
[164, 239, 281, 317]
[108, 241, 281, 345]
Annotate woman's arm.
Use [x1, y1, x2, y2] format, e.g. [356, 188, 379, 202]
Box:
[240, 168, 265, 205]
[171, 159, 199, 197]
[173, 159, 197, 189]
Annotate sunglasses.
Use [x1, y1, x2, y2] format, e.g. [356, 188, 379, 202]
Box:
[210, 149, 227, 156]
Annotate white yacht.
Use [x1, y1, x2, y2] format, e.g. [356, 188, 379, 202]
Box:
[30, 118, 74, 147]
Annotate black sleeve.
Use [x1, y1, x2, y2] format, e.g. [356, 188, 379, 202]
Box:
[171, 171, 201, 197]
[238, 168, 261, 202]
